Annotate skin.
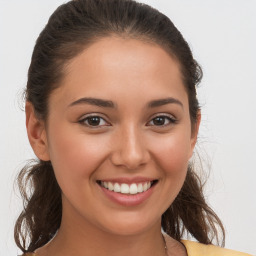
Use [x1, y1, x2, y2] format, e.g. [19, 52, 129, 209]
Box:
[26, 36, 200, 256]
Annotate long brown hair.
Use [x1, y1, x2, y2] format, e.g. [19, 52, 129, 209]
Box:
[15, 0, 225, 253]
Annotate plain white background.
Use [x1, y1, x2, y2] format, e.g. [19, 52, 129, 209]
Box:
[0, 0, 255, 255]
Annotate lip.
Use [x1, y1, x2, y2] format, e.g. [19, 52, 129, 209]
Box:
[98, 176, 155, 185]
[97, 179, 158, 206]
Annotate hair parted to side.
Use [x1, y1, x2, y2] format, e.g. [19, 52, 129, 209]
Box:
[15, 0, 225, 253]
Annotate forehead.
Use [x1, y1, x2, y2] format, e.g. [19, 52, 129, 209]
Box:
[50, 36, 188, 108]
[65, 36, 181, 80]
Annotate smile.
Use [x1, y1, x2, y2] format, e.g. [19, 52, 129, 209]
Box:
[98, 180, 157, 195]
[96, 178, 158, 206]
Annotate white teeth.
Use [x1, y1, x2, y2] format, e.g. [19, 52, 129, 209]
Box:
[100, 181, 154, 195]
[137, 183, 143, 193]
[108, 182, 114, 191]
[129, 183, 138, 194]
[114, 183, 121, 192]
[120, 184, 130, 194]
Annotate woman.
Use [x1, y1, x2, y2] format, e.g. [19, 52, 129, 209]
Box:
[14, 0, 252, 255]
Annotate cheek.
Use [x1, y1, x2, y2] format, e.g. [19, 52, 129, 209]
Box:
[145, 129, 192, 213]
[46, 124, 111, 184]
[150, 130, 192, 176]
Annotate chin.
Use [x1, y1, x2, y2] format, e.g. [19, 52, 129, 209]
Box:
[95, 211, 161, 236]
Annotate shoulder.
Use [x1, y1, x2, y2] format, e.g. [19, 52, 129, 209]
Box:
[181, 240, 253, 256]
[22, 253, 36, 256]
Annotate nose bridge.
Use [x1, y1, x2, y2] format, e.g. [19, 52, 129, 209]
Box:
[111, 123, 149, 169]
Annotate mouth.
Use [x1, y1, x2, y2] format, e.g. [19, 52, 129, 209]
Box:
[96, 180, 158, 195]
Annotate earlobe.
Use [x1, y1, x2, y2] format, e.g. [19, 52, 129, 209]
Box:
[25, 102, 50, 161]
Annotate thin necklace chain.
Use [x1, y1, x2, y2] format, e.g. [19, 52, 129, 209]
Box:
[162, 233, 168, 256]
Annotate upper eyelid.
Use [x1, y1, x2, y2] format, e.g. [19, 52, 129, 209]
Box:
[79, 112, 109, 120]
[149, 113, 176, 120]
[77, 112, 177, 123]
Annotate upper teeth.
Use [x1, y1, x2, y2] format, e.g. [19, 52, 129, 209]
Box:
[100, 181, 152, 195]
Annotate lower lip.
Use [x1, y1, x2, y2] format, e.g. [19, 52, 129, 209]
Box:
[98, 183, 156, 206]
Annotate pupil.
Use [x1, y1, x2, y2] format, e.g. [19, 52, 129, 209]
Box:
[153, 117, 165, 125]
[88, 117, 100, 126]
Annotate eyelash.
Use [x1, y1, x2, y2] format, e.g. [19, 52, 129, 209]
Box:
[146, 114, 177, 127]
[79, 115, 109, 128]
[78, 114, 177, 128]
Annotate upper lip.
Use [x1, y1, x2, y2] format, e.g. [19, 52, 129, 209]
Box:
[97, 177, 157, 184]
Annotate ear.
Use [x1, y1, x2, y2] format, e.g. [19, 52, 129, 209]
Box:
[189, 110, 201, 158]
[25, 102, 50, 161]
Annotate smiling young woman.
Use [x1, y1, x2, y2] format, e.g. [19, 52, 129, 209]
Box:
[14, 1, 251, 256]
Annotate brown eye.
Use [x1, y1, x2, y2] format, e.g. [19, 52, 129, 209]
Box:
[87, 117, 101, 126]
[79, 116, 109, 127]
[147, 115, 176, 127]
[152, 117, 166, 126]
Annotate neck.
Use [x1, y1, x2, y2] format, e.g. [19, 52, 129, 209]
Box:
[40, 205, 167, 256]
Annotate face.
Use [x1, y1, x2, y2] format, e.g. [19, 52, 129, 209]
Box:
[33, 37, 199, 236]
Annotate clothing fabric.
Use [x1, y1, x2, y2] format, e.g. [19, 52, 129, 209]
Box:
[23, 241, 253, 256]
[181, 240, 252, 256]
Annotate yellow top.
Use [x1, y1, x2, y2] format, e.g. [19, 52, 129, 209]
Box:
[181, 240, 252, 256]
[24, 240, 253, 256]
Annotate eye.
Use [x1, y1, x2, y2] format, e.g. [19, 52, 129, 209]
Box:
[79, 115, 109, 127]
[147, 115, 176, 127]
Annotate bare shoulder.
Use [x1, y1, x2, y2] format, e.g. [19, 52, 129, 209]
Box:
[181, 239, 253, 256]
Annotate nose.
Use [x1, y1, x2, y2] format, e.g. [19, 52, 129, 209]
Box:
[110, 125, 150, 170]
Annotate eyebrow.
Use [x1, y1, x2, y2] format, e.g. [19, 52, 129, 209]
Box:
[147, 97, 183, 108]
[69, 97, 115, 108]
[68, 97, 183, 109]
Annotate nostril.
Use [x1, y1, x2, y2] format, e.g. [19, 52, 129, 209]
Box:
[109, 140, 150, 169]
